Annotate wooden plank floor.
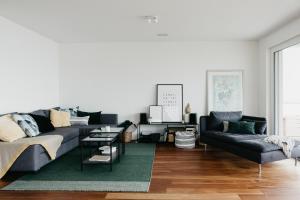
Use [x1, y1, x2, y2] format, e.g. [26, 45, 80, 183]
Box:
[1, 144, 300, 200]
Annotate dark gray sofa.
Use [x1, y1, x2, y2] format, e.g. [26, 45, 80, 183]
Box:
[9, 114, 118, 172]
[200, 112, 300, 172]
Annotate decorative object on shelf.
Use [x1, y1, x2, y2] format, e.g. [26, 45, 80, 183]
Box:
[185, 103, 191, 114]
[207, 70, 243, 113]
[148, 117, 152, 124]
[149, 105, 163, 123]
[184, 103, 191, 123]
[139, 113, 148, 124]
[189, 113, 197, 125]
[157, 84, 183, 123]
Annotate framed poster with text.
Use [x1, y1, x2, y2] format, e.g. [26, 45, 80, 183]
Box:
[157, 84, 183, 123]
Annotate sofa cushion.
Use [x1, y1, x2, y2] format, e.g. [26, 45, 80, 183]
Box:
[207, 111, 242, 131]
[31, 109, 50, 119]
[237, 139, 281, 153]
[29, 114, 55, 133]
[59, 106, 79, 117]
[11, 114, 40, 137]
[228, 121, 256, 134]
[70, 116, 89, 126]
[254, 121, 267, 135]
[243, 119, 267, 135]
[77, 110, 102, 124]
[0, 115, 27, 142]
[42, 127, 79, 143]
[202, 131, 265, 143]
[50, 109, 71, 128]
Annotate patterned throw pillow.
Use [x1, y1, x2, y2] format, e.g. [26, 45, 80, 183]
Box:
[59, 106, 79, 117]
[11, 114, 40, 137]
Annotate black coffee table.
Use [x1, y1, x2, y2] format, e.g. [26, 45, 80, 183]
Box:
[80, 127, 124, 171]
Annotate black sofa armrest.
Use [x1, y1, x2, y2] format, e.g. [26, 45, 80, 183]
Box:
[242, 115, 267, 134]
[200, 116, 209, 134]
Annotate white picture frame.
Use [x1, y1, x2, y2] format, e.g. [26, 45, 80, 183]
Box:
[149, 105, 163, 123]
[207, 70, 243, 113]
[157, 84, 183, 122]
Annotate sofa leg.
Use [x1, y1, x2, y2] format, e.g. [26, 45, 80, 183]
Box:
[258, 164, 262, 174]
[295, 158, 298, 166]
[204, 144, 207, 152]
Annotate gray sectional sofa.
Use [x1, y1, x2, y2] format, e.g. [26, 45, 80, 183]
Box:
[9, 113, 118, 172]
[200, 112, 300, 173]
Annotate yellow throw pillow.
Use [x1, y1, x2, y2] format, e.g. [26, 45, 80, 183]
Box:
[0, 115, 27, 142]
[50, 109, 71, 128]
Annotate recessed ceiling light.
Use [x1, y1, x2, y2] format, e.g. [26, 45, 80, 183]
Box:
[143, 16, 158, 24]
[157, 33, 168, 37]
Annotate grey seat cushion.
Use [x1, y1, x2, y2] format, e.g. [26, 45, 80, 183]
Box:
[236, 139, 281, 153]
[41, 127, 79, 143]
[202, 131, 265, 143]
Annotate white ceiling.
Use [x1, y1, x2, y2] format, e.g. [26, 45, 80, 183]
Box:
[0, 0, 300, 43]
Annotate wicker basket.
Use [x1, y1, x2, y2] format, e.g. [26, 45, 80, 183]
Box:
[124, 132, 132, 143]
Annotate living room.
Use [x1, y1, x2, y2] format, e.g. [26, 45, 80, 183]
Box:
[1, 0, 300, 200]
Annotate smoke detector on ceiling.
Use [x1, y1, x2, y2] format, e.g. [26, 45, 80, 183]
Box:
[157, 33, 168, 37]
[144, 16, 158, 24]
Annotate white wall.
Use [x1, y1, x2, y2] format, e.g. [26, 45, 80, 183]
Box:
[59, 41, 258, 122]
[258, 16, 300, 132]
[0, 17, 59, 113]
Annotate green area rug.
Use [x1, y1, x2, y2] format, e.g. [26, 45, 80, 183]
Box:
[2, 143, 155, 192]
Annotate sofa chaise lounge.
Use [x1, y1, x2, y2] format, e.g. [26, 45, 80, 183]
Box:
[200, 111, 300, 173]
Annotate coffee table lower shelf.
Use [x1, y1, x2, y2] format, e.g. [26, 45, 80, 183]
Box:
[80, 133, 121, 172]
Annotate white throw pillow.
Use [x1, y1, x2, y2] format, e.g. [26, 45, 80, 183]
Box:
[70, 116, 89, 126]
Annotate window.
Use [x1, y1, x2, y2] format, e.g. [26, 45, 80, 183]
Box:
[273, 43, 300, 138]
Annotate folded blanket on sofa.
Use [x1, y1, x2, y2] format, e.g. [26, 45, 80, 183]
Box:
[0, 135, 63, 179]
[264, 135, 295, 158]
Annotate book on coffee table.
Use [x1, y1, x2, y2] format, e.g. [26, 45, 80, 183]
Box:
[88, 155, 110, 162]
[89, 133, 118, 138]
